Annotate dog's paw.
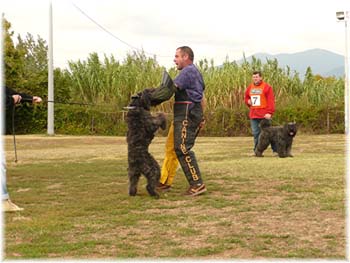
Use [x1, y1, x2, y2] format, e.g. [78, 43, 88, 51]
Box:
[129, 186, 137, 196]
[146, 185, 160, 198]
[254, 151, 264, 157]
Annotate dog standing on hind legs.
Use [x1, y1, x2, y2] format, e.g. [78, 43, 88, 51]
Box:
[255, 119, 297, 158]
[126, 89, 166, 198]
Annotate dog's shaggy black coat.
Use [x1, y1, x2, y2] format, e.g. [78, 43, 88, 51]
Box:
[126, 88, 166, 197]
[255, 119, 297, 158]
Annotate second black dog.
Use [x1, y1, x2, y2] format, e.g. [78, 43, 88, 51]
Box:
[255, 119, 297, 158]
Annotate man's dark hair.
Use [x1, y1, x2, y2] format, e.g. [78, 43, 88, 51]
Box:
[252, 71, 262, 77]
[177, 46, 194, 61]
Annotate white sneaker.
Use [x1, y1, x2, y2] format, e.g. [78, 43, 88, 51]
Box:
[3, 200, 24, 212]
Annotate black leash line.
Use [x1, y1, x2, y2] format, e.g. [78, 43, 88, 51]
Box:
[10, 99, 171, 162]
[11, 104, 18, 163]
[46, 100, 96, 106]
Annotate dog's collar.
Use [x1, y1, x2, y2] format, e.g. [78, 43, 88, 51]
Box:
[123, 106, 137, 110]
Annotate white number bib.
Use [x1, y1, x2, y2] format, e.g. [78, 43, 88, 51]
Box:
[251, 95, 261, 106]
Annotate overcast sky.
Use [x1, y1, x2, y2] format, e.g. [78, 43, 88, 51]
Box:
[2, 0, 350, 69]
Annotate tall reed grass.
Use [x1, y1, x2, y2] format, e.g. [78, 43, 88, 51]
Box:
[47, 51, 346, 135]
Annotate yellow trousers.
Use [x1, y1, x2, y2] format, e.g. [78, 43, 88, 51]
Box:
[159, 122, 179, 186]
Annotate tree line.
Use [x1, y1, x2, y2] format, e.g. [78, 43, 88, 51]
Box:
[3, 17, 345, 136]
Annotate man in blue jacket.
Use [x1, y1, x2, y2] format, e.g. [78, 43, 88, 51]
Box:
[172, 46, 206, 196]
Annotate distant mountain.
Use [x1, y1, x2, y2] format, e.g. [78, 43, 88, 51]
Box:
[237, 48, 344, 78]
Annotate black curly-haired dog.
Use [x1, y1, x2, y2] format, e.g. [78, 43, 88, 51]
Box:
[126, 88, 166, 197]
[255, 119, 297, 158]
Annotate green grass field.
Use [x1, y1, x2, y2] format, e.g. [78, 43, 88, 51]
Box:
[3, 134, 346, 259]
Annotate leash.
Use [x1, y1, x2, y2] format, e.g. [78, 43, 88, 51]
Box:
[11, 104, 18, 163]
[10, 99, 120, 162]
[10, 99, 93, 163]
[10, 99, 171, 162]
[46, 100, 96, 106]
[10, 98, 32, 163]
[10, 98, 34, 163]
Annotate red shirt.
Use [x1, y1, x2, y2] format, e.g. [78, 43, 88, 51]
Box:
[244, 81, 275, 119]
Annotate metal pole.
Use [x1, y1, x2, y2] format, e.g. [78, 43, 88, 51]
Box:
[345, 18, 349, 135]
[47, 1, 54, 135]
[337, 10, 350, 260]
[345, 16, 350, 262]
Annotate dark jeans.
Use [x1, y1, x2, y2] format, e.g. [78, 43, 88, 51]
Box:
[251, 118, 277, 152]
[173, 103, 203, 186]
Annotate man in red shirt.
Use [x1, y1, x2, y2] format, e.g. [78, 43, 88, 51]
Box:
[244, 71, 277, 155]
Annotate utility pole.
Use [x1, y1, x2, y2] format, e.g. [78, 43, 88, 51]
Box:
[336, 10, 349, 260]
[48, 1, 54, 135]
